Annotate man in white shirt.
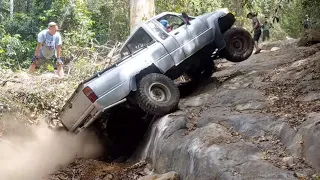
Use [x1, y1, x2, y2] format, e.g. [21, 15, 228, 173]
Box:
[28, 22, 64, 78]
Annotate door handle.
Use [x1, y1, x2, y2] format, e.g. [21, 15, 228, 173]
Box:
[174, 31, 180, 35]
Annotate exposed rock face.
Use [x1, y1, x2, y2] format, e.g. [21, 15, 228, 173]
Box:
[135, 42, 320, 179]
[296, 113, 320, 171]
[138, 115, 297, 180]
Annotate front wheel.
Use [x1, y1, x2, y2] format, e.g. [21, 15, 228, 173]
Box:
[136, 73, 180, 116]
[221, 27, 254, 62]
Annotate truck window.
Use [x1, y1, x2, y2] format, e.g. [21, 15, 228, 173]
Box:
[147, 21, 169, 40]
[127, 27, 155, 54]
[167, 15, 185, 28]
[158, 15, 185, 32]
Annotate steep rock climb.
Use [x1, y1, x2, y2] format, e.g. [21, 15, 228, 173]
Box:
[134, 40, 320, 180]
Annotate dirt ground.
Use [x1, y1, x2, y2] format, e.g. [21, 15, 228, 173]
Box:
[48, 160, 148, 180]
[0, 39, 319, 180]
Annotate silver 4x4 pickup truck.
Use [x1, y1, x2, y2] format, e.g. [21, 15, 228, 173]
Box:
[59, 9, 254, 134]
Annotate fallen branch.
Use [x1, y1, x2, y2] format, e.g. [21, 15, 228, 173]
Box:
[1, 79, 22, 87]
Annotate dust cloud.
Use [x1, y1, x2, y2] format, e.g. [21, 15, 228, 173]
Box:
[0, 116, 104, 180]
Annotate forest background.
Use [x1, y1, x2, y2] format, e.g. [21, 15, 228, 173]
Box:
[0, 0, 318, 74]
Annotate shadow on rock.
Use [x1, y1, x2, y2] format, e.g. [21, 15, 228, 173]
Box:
[93, 105, 155, 163]
[178, 77, 221, 98]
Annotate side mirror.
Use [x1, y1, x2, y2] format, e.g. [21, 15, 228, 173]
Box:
[181, 12, 191, 25]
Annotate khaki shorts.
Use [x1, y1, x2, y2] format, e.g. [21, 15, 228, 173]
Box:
[32, 54, 61, 68]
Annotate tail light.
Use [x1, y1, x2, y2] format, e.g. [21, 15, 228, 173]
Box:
[83, 86, 98, 103]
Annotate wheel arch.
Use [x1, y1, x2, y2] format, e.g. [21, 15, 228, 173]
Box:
[129, 64, 163, 91]
[207, 12, 236, 51]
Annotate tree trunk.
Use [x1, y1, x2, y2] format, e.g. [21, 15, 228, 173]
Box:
[10, 0, 13, 20]
[234, 0, 243, 26]
[130, 0, 155, 33]
[26, 0, 30, 12]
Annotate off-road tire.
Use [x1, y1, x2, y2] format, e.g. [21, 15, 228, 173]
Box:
[221, 27, 254, 62]
[136, 73, 180, 116]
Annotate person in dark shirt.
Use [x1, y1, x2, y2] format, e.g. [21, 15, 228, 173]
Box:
[247, 12, 262, 54]
[303, 15, 311, 29]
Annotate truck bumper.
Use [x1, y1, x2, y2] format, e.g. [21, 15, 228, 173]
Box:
[71, 98, 127, 134]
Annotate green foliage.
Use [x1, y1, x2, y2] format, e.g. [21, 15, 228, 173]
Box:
[0, 34, 32, 69]
[89, 1, 130, 44]
[155, 0, 222, 16]
[301, 0, 320, 28]
[281, 0, 304, 38]
[47, 64, 54, 72]
[276, 0, 320, 38]
[0, 0, 319, 71]
[2, 13, 39, 41]
[269, 23, 289, 41]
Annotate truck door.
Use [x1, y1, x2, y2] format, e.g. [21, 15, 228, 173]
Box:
[182, 16, 212, 55]
[156, 14, 212, 61]
[146, 20, 186, 65]
[159, 14, 193, 63]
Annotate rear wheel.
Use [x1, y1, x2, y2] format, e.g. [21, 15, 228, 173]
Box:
[221, 27, 254, 62]
[136, 73, 180, 116]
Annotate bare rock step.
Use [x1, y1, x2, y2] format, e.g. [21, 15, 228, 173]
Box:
[138, 171, 179, 180]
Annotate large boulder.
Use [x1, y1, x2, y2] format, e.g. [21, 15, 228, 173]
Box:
[297, 29, 320, 46]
